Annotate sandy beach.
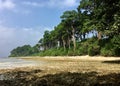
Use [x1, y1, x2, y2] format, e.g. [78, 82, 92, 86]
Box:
[20, 56, 120, 74]
[0, 56, 120, 86]
[0, 55, 120, 74]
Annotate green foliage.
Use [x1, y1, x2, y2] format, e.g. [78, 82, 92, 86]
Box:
[100, 35, 120, 57]
[100, 41, 115, 56]
[10, 45, 32, 57]
[36, 0, 120, 57]
[78, 46, 88, 55]
[111, 35, 120, 56]
[10, 0, 120, 57]
[88, 45, 100, 56]
[9, 45, 39, 57]
[35, 48, 68, 56]
[100, 48, 115, 57]
[77, 42, 89, 55]
[67, 49, 75, 56]
[111, 35, 120, 48]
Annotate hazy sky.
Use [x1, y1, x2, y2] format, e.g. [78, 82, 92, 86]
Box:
[0, 0, 79, 57]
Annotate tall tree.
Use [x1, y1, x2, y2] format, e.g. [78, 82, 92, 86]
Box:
[55, 22, 70, 50]
[43, 30, 51, 50]
[61, 10, 78, 51]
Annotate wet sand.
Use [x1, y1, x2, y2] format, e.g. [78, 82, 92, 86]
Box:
[0, 58, 42, 70]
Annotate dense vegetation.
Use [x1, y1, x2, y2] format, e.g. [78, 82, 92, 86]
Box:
[10, 0, 120, 57]
[9, 45, 39, 57]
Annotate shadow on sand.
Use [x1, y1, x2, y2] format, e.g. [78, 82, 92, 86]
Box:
[0, 70, 120, 86]
[102, 60, 120, 64]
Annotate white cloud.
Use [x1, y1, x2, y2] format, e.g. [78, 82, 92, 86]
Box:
[22, 0, 78, 8]
[63, 0, 78, 7]
[22, 1, 44, 7]
[0, 0, 15, 11]
[0, 25, 52, 57]
[0, 0, 31, 15]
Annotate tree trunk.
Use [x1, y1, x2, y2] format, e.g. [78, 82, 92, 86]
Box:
[60, 39, 63, 47]
[57, 41, 60, 49]
[68, 36, 71, 49]
[62, 37, 66, 51]
[78, 33, 82, 41]
[83, 33, 86, 39]
[98, 31, 102, 40]
[71, 25, 76, 52]
[44, 45, 47, 50]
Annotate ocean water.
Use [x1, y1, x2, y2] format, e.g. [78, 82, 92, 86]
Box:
[0, 57, 39, 69]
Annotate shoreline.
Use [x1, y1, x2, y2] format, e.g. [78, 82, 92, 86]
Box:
[20, 55, 120, 61]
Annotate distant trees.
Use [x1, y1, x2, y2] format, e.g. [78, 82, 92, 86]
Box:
[9, 45, 39, 57]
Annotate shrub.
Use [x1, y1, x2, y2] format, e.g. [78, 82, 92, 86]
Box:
[67, 49, 74, 56]
[100, 48, 115, 56]
[59, 49, 68, 56]
[88, 44, 100, 56]
[100, 41, 116, 56]
[77, 41, 89, 55]
[111, 35, 120, 56]
[88, 46, 94, 56]
[37, 48, 68, 56]
[78, 46, 88, 55]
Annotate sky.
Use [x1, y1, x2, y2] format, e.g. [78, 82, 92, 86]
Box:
[0, 0, 79, 57]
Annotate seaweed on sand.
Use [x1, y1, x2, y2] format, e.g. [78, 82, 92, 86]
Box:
[0, 70, 120, 86]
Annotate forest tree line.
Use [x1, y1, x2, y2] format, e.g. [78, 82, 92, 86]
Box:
[10, 0, 120, 57]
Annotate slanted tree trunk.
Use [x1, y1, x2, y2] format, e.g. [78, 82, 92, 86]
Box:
[71, 25, 76, 52]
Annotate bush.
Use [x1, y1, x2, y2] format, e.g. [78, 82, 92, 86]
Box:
[60, 50, 68, 56]
[88, 44, 100, 56]
[67, 48, 81, 56]
[100, 41, 116, 56]
[80, 38, 100, 56]
[88, 46, 94, 56]
[67, 49, 74, 56]
[78, 46, 88, 55]
[36, 48, 69, 56]
[77, 41, 89, 55]
[111, 35, 120, 56]
[100, 48, 115, 56]
[99, 35, 120, 57]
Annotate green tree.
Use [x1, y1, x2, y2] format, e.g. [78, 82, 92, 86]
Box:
[61, 10, 78, 51]
[43, 30, 51, 50]
[10, 45, 32, 57]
